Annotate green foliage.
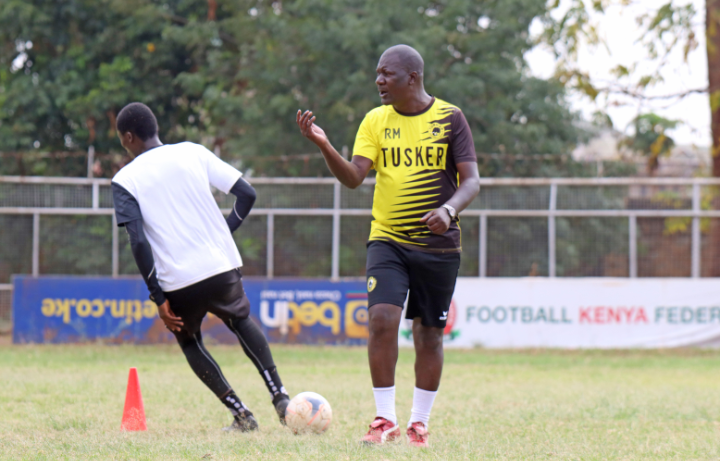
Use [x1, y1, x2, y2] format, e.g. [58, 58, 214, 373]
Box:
[624, 113, 679, 154]
[0, 215, 32, 283]
[556, 217, 628, 276]
[39, 215, 112, 275]
[487, 217, 549, 276]
[640, 2, 698, 62]
[652, 187, 719, 236]
[541, 1, 702, 129]
[0, 0, 584, 177]
[0, 0, 221, 155]
[710, 90, 720, 113]
[619, 113, 679, 174]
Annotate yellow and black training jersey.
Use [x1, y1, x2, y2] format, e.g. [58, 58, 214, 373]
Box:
[353, 97, 477, 253]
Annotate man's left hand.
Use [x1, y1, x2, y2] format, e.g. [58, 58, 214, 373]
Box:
[420, 207, 452, 235]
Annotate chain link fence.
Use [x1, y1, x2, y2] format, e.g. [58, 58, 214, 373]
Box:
[3, 176, 720, 331]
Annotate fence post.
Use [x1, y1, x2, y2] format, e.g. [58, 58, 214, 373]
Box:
[331, 181, 341, 281]
[32, 213, 40, 277]
[629, 215, 637, 278]
[548, 183, 557, 277]
[92, 181, 99, 209]
[479, 214, 487, 277]
[266, 213, 274, 279]
[691, 181, 701, 278]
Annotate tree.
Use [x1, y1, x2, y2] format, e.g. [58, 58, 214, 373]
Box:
[540, 1, 710, 160]
[708, 0, 720, 174]
[0, 0, 253, 175]
[540, 0, 720, 275]
[619, 113, 679, 175]
[0, 0, 584, 177]
[212, 0, 592, 177]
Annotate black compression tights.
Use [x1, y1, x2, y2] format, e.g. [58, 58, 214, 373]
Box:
[174, 317, 277, 398]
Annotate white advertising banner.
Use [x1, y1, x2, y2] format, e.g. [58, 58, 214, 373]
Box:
[398, 278, 720, 348]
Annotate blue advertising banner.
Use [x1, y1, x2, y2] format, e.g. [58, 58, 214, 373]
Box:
[11, 276, 368, 345]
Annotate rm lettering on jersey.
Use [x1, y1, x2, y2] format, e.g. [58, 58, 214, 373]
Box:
[384, 128, 401, 139]
[380, 146, 446, 169]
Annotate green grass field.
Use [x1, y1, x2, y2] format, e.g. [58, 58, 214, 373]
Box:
[1, 344, 720, 460]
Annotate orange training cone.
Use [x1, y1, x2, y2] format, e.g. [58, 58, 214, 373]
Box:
[121, 367, 147, 431]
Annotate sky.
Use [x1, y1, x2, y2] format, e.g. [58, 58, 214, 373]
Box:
[525, 0, 709, 147]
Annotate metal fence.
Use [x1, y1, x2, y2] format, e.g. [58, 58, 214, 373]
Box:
[3, 175, 720, 329]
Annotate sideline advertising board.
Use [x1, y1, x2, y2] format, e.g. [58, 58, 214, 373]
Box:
[12, 276, 367, 345]
[397, 278, 720, 348]
[13, 276, 720, 348]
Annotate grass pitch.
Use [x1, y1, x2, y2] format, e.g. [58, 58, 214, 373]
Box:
[1, 344, 720, 460]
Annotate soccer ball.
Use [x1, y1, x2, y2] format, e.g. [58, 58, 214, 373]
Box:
[285, 392, 332, 434]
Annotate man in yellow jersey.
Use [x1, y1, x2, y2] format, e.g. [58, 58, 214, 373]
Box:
[296, 44, 480, 447]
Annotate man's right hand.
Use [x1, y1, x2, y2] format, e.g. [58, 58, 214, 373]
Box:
[297, 110, 329, 147]
[157, 300, 183, 332]
[295, 109, 372, 189]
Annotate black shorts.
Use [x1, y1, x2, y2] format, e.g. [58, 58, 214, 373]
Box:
[366, 241, 461, 328]
[164, 268, 250, 335]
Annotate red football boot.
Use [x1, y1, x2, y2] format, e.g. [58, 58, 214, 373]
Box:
[406, 421, 429, 447]
[361, 417, 400, 445]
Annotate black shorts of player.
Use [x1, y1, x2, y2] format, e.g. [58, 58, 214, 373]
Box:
[366, 240, 461, 328]
[164, 267, 250, 335]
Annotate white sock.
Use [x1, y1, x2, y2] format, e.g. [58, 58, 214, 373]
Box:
[372, 386, 397, 425]
[408, 387, 437, 427]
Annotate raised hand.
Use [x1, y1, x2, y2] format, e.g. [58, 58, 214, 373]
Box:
[296, 110, 329, 147]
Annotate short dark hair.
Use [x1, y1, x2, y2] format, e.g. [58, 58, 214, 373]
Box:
[116, 102, 158, 141]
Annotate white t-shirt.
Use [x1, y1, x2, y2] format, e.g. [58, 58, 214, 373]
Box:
[112, 142, 243, 292]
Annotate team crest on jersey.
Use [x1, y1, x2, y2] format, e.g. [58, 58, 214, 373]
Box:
[430, 123, 445, 138]
[367, 276, 377, 292]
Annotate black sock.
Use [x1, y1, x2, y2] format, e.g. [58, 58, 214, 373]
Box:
[262, 366, 289, 401]
[222, 390, 252, 420]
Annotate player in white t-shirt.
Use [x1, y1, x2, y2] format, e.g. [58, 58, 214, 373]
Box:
[111, 102, 289, 432]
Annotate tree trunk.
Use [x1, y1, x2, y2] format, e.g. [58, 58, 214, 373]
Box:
[707, 0, 720, 275]
[207, 0, 217, 21]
